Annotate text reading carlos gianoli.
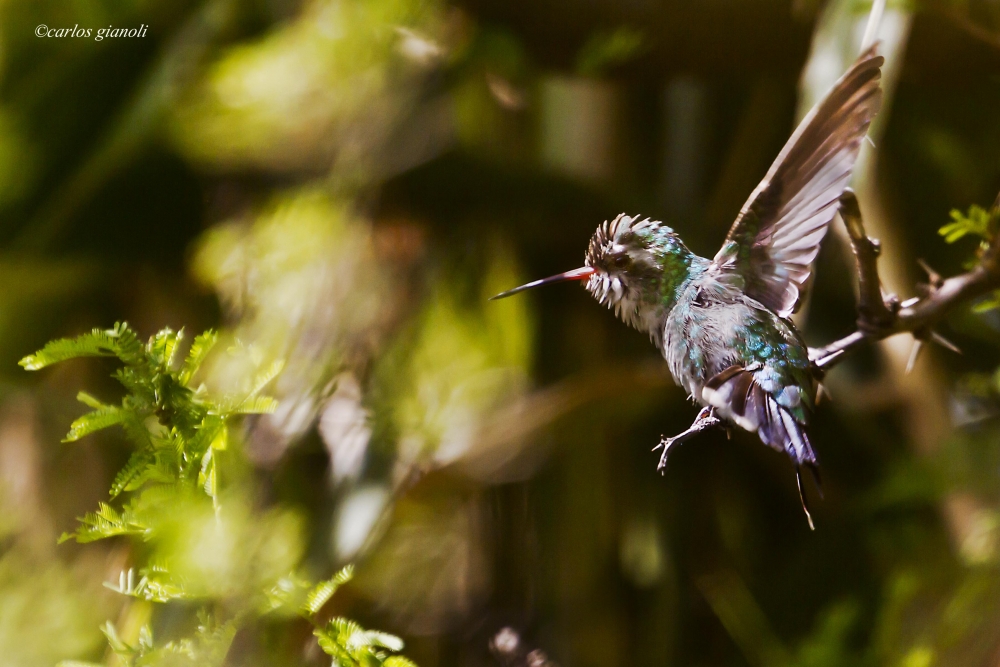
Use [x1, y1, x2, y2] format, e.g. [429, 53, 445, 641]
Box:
[36, 24, 148, 40]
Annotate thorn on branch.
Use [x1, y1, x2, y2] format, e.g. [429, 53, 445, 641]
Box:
[917, 259, 944, 289]
[905, 338, 922, 374]
[929, 330, 961, 354]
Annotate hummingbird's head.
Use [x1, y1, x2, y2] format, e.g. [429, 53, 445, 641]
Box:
[582, 214, 693, 324]
[491, 213, 694, 331]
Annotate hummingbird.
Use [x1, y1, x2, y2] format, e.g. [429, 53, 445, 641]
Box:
[492, 47, 884, 528]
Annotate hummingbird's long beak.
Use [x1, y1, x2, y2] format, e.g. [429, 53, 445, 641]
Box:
[489, 266, 596, 300]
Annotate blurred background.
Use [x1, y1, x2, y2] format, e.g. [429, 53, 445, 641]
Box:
[2, 0, 1000, 665]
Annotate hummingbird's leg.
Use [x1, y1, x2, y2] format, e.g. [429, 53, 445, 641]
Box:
[653, 406, 722, 474]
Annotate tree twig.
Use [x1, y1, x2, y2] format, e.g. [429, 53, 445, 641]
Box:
[810, 189, 1000, 371]
[653, 406, 722, 474]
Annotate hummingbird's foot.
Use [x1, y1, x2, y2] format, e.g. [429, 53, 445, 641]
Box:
[653, 407, 722, 474]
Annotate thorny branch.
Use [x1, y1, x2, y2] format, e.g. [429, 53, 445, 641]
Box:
[810, 188, 1000, 371]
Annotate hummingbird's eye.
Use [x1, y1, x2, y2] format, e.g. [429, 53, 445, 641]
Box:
[612, 254, 630, 269]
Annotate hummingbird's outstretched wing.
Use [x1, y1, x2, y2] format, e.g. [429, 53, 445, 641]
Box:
[711, 46, 883, 318]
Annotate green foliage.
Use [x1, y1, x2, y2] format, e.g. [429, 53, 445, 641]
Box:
[314, 617, 417, 667]
[262, 564, 356, 618]
[938, 204, 998, 244]
[85, 612, 236, 667]
[21, 322, 276, 515]
[939, 203, 1000, 311]
[28, 322, 417, 667]
[104, 564, 189, 603]
[63, 498, 154, 544]
[305, 565, 356, 617]
[20, 321, 142, 370]
[576, 27, 646, 77]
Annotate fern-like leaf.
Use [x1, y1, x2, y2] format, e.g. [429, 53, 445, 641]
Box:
[21, 331, 117, 370]
[108, 322, 146, 365]
[198, 448, 217, 501]
[76, 391, 107, 409]
[180, 330, 218, 385]
[150, 328, 182, 369]
[109, 449, 155, 498]
[384, 657, 420, 667]
[230, 396, 279, 415]
[244, 360, 284, 401]
[940, 205, 998, 243]
[304, 565, 354, 616]
[262, 571, 312, 613]
[108, 448, 177, 498]
[315, 617, 414, 666]
[64, 500, 153, 543]
[64, 405, 126, 442]
[186, 415, 226, 457]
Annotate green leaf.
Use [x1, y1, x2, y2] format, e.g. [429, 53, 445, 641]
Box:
[246, 360, 284, 401]
[215, 358, 283, 412]
[972, 290, 1000, 313]
[150, 328, 182, 369]
[262, 571, 312, 613]
[180, 330, 218, 385]
[20, 322, 148, 370]
[315, 617, 413, 667]
[939, 205, 997, 244]
[21, 331, 117, 370]
[384, 657, 419, 667]
[198, 448, 217, 500]
[108, 448, 177, 498]
[230, 395, 278, 415]
[105, 564, 191, 603]
[576, 26, 645, 77]
[63, 405, 126, 442]
[304, 565, 354, 616]
[316, 618, 366, 664]
[100, 620, 131, 655]
[64, 500, 153, 543]
[109, 449, 155, 498]
[120, 410, 155, 451]
[186, 415, 226, 457]
[76, 391, 107, 409]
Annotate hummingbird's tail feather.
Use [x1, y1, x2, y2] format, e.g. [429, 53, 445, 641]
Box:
[705, 365, 820, 527]
[702, 365, 818, 468]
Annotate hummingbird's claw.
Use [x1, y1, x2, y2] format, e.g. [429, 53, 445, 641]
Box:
[656, 436, 677, 474]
